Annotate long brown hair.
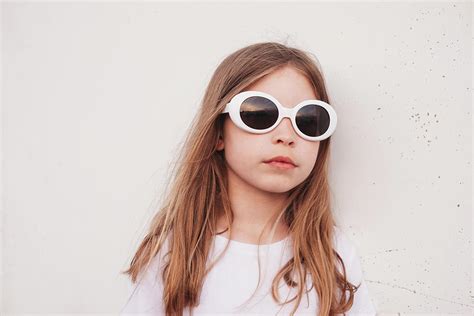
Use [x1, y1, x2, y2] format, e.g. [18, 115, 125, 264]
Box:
[121, 41, 360, 315]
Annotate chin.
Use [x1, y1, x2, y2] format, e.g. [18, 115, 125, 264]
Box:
[259, 183, 296, 194]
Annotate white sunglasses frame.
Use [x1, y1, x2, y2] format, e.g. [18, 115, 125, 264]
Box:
[221, 90, 337, 141]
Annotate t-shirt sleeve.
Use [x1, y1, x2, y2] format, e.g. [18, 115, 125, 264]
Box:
[120, 239, 169, 315]
[334, 226, 377, 315]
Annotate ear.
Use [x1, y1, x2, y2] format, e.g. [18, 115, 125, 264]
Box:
[216, 135, 224, 151]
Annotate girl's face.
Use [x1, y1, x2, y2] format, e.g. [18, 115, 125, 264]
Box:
[216, 65, 320, 194]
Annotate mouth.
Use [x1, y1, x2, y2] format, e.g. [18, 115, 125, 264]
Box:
[263, 156, 297, 167]
[263, 161, 296, 170]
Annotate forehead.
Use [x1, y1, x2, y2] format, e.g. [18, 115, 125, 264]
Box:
[245, 66, 319, 107]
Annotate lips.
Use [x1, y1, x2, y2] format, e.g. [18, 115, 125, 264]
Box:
[263, 156, 297, 166]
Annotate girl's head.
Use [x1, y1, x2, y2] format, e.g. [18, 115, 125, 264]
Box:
[216, 64, 323, 194]
[212, 42, 333, 198]
[123, 41, 359, 316]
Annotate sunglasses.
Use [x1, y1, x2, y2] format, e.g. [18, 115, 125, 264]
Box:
[221, 90, 337, 141]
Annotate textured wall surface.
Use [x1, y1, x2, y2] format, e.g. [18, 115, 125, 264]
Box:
[2, 1, 471, 314]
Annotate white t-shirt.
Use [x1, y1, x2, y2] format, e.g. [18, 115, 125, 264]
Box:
[120, 226, 376, 315]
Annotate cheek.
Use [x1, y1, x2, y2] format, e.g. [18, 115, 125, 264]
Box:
[222, 117, 264, 161]
[224, 132, 263, 167]
[299, 142, 320, 172]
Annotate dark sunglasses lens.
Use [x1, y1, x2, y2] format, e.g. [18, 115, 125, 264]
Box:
[296, 104, 330, 137]
[240, 96, 278, 130]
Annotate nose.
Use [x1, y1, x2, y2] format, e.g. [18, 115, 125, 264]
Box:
[272, 117, 297, 145]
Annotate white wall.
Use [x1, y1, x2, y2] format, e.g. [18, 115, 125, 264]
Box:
[2, 1, 472, 314]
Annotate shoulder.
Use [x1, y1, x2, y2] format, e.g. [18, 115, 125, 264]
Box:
[120, 234, 171, 314]
[331, 226, 377, 314]
[331, 225, 363, 284]
[332, 225, 358, 261]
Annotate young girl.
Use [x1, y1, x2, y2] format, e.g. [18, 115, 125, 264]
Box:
[120, 42, 376, 315]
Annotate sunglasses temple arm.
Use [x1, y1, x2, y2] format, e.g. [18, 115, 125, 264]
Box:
[222, 103, 231, 113]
